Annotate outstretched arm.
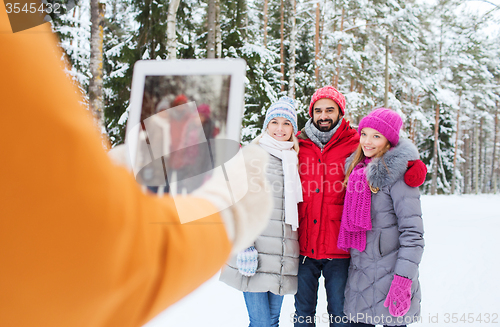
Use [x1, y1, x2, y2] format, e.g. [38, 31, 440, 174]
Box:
[0, 11, 269, 327]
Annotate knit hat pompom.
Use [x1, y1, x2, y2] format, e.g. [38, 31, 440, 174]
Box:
[172, 94, 188, 107]
[263, 96, 298, 134]
[357, 108, 403, 146]
[308, 86, 346, 117]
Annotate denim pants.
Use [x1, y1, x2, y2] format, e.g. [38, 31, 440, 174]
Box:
[294, 256, 350, 327]
[244, 291, 284, 327]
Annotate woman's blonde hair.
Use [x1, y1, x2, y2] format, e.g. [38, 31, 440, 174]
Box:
[343, 142, 391, 186]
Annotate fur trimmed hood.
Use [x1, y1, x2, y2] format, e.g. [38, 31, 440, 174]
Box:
[345, 138, 420, 189]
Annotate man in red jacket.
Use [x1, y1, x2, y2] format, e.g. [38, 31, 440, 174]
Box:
[293, 86, 425, 327]
[294, 86, 358, 327]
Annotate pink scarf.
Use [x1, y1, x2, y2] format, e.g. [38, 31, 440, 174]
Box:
[337, 159, 372, 252]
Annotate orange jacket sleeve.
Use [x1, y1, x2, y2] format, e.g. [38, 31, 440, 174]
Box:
[0, 6, 231, 327]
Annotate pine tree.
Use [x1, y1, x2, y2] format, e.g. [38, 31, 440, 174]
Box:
[89, 0, 106, 132]
[102, 0, 137, 146]
[51, 0, 500, 193]
[49, 1, 90, 102]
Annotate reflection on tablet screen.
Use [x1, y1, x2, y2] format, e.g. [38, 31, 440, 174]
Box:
[133, 74, 236, 196]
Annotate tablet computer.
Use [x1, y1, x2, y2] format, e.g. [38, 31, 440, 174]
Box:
[125, 59, 246, 197]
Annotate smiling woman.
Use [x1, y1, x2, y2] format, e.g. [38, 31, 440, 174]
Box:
[220, 96, 302, 327]
[340, 108, 424, 327]
[359, 127, 391, 158]
[267, 116, 294, 141]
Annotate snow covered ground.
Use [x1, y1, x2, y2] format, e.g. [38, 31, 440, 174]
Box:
[144, 195, 500, 327]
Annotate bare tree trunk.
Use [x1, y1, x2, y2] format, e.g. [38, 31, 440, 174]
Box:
[470, 127, 476, 193]
[481, 117, 488, 193]
[464, 131, 470, 194]
[207, 0, 216, 58]
[333, 7, 344, 88]
[409, 90, 414, 141]
[242, 0, 248, 41]
[494, 168, 499, 194]
[319, 5, 324, 69]
[451, 105, 461, 194]
[315, 1, 320, 87]
[495, 152, 499, 194]
[288, 0, 296, 99]
[384, 35, 389, 107]
[479, 118, 484, 192]
[410, 119, 416, 143]
[431, 103, 440, 195]
[410, 94, 420, 143]
[216, 0, 222, 58]
[280, 0, 285, 92]
[263, 0, 269, 48]
[167, 0, 181, 59]
[491, 104, 499, 193]
[474, 121, 480, 194]
[70, 7, 77, 47]
[89, 0, 105, 132]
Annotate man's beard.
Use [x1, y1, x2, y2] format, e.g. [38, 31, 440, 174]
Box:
[313, 117, 340, 132]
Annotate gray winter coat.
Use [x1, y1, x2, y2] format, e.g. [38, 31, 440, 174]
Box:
[343, 139, 425, 326]
[219, 153, 300, 295]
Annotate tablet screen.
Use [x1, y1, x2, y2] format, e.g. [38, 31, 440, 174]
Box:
[125, 60, 246, 196]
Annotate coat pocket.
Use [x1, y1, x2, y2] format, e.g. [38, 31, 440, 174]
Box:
[325, 204, 344, 255]
[378, 226, 401, 257]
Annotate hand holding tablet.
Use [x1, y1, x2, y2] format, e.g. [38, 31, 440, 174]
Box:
[126, 59, 246, 196]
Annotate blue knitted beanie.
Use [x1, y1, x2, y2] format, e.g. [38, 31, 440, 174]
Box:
[263, 96, 298, 134]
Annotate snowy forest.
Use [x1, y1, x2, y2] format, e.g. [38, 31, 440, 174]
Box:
[48, 0, 500, 195]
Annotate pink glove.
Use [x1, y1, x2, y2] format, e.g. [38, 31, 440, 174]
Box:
[384, 275, 413, 317]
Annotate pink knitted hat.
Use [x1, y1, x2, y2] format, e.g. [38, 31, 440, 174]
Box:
[358, 108, 403, 146]
[197, 103, 211, 119]
[308, 86, 346, 117]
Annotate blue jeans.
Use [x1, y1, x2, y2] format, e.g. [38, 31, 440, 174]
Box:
[294, 256, 350, 327]
[244, 292, 284, 327]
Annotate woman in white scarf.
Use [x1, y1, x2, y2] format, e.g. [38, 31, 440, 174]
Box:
[220, 96, 302, 327]
[255, 130, 302, 231]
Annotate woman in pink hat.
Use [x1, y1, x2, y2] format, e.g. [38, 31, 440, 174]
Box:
[338, 108, 425, 327]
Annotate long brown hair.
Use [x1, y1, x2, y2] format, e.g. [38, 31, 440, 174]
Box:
[343, 142, 391, 186]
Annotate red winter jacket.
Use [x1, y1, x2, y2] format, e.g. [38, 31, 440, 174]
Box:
[297, 119, 360, 259]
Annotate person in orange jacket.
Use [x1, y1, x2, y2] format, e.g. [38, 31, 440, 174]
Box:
[0, 6, 272, 327]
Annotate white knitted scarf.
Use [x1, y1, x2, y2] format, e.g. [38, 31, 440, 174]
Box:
[258, 133, 303, 231]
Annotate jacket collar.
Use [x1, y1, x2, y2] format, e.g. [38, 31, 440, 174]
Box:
[298, 118, 353, 150]
[345, 139, 420, 188]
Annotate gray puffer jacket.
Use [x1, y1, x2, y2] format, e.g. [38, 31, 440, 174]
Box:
[343, 139, 425, 326]
[219, 153, 300, 295]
